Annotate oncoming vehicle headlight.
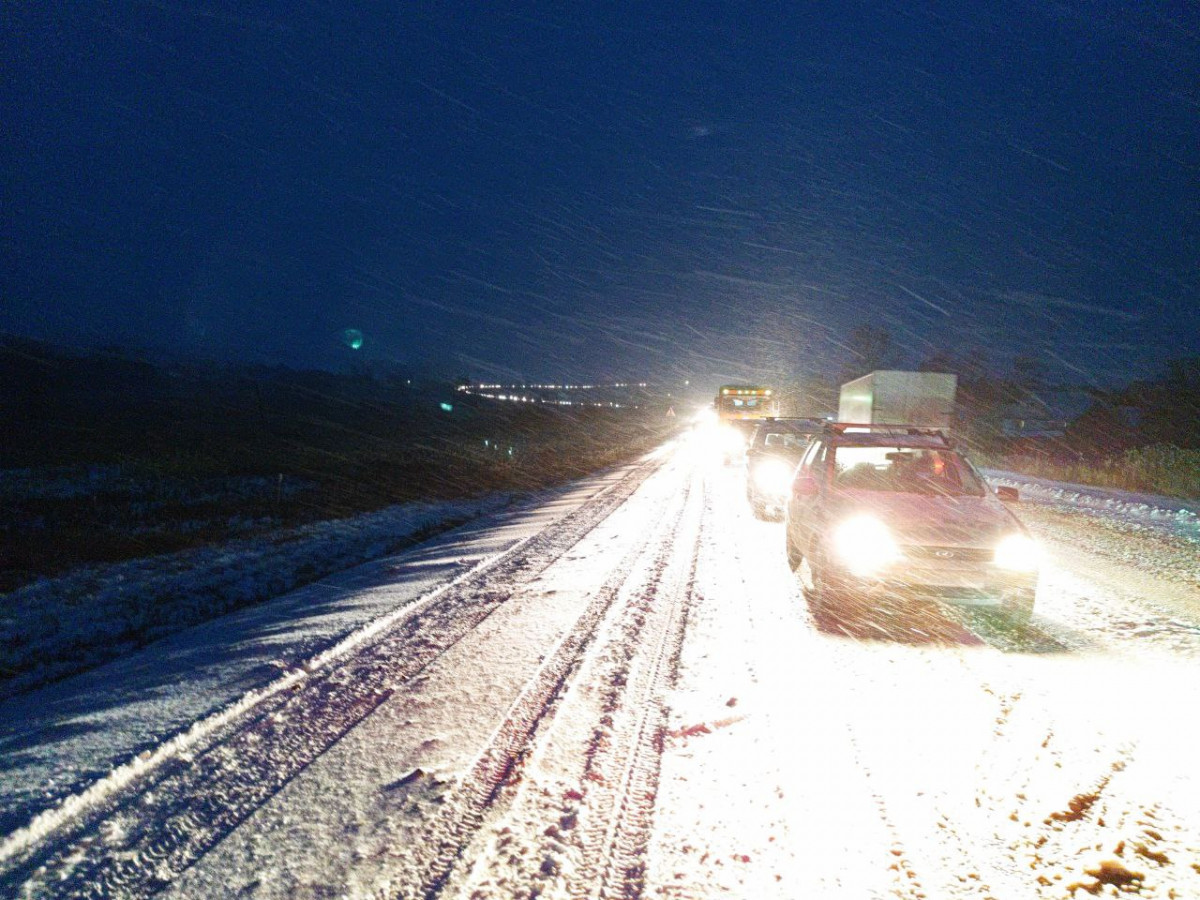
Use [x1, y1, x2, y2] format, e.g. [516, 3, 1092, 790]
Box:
[753, 458, 793, 498]
[720, 426, 746, 454]
[831, 515, 899, 576]
[994, 533, 1041, 572]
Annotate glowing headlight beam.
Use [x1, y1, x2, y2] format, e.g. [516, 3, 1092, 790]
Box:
[831, 515, 900, 576]
[994, 534, 1041, 572]
[752, 458, 794, 498]
[719, 426, 746, 454]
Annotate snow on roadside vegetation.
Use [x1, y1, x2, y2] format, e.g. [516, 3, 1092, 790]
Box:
[0, 494, 513, 701]
[983, 469, 1200, 543]
[983, 469, 1200, 613]
[0, 463, 313, 504]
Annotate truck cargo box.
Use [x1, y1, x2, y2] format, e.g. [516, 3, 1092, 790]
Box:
[838, 370, 957, 429]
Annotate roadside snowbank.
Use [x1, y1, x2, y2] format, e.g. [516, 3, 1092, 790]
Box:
[0, 495, 513, 701]
[983, 470, 1200, 543]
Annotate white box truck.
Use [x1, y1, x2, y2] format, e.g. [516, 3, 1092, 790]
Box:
[838, 370, 957, 429]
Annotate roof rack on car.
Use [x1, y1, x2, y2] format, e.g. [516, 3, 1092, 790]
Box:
[821, 422, 955, 446]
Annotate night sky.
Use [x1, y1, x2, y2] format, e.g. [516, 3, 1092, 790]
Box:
[3, 2, 1198, 384]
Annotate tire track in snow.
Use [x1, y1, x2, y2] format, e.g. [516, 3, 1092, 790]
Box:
[571, 473, 700, 900]
[654, 474, 808, 895]
[648, 468, 909, 898]
[380, 461, 696, 899]
[0, 457, 666, 899]
[430, 458, 703, 900]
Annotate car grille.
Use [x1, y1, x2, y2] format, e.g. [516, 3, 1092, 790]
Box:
[902, 546, 994, 563]
[901, 585, 993, 601]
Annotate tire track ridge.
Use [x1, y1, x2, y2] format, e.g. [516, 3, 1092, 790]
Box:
[391, 468, 695, 899]
[570, 471, 704, 900]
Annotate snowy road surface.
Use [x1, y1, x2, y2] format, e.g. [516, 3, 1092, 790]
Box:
[2, 438, 1198, 898]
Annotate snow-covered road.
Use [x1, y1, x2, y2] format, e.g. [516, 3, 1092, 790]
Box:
[2, 438, 1198, 898]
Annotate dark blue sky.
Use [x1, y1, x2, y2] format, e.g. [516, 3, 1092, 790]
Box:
[3, 2, 1198, 384]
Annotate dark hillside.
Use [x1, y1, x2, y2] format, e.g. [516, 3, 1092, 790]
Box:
[1, 338, 675, 589]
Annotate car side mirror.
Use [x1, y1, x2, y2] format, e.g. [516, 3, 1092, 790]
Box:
[996, 485, 1019, 503]
[792, 474, 819, 498]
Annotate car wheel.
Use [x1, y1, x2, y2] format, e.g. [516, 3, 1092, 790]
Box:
[1002, 588, 1035, 626]
[785, 528, 804, 571]
[807, 540, 845, 606]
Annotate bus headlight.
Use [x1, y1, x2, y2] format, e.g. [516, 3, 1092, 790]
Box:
[831, 515, 899, 576]
[994, 534, 1040, 572]
[752, 458, 793, 498]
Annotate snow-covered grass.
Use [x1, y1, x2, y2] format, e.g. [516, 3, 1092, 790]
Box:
[0, 464, 311, 504]
[0, 495, 513, 701]
[986, 445, 1200, 500]
[1, 411, 679, 594]
[0, 464, 323, 594]
[983, 469, 1200, 544]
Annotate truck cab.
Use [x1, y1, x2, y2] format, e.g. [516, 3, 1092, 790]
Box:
[714, 385, 780, 464]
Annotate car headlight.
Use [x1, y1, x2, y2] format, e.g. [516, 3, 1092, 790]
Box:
[831, 515, 899, 576]
[752, 458, 793, 498]
[994, 534, 1041, 572]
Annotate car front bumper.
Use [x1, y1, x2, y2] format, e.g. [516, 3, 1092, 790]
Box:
[830, 558, 1037, 606]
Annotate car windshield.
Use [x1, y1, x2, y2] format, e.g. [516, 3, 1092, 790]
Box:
[759, 431, 810, 451]
[830, 446, 985, 497]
